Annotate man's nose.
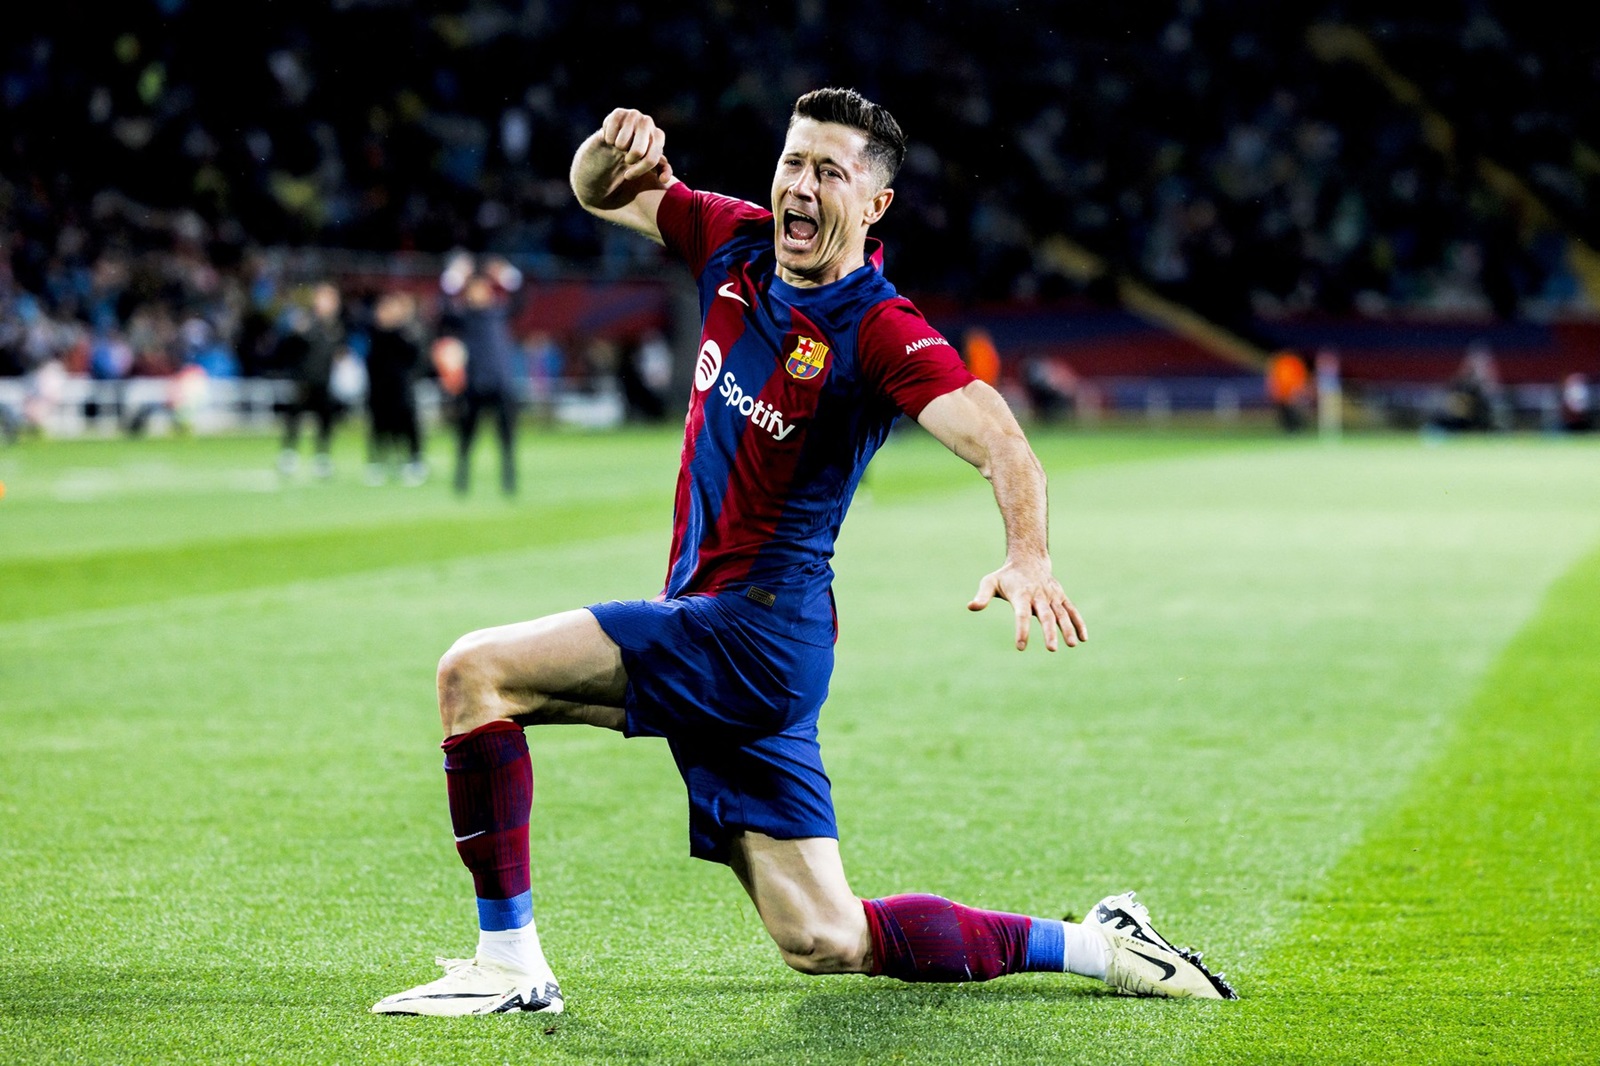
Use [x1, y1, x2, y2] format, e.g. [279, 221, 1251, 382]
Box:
[789, 167, 818, 198]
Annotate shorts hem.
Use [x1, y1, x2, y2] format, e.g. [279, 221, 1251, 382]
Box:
[690, 825, 841, 866]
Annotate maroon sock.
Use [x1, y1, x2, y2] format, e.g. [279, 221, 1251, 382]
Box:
[862, 894, 1032, 982]
[441, 720, 532, 904]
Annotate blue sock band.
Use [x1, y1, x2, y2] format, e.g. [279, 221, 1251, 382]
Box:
[1023, 917, 1066, 972]
[476, 890, 533, 932]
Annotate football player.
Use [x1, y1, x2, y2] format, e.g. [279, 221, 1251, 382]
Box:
[374, 89, 1233, 1016]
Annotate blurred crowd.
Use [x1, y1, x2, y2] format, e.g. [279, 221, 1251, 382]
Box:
[3, 0, 1598, 384]
[1364, 4, 1600, 256]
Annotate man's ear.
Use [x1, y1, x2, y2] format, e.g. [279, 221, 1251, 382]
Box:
[864, 187, 895, 226]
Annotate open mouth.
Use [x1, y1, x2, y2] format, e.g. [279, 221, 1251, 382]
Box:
[782, 209, 819, 251]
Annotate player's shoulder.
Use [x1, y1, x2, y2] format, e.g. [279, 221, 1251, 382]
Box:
[660, 183, 771, 275]
[698, 187, 772, 221]
[860, 293, 923, 326]
[656, 182, 768, 273]
[858, 296, 955, 355]
[680, 185, 772, 235]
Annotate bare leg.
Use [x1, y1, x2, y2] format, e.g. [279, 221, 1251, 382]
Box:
[727, 832, 873, 974]
[437, 608, 629, 737]
[728, 830, 1121, 986]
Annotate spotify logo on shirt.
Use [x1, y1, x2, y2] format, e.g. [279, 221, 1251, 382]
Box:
[695, 340, 723, 392]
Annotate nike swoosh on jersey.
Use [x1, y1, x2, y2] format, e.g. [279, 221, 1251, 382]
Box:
[717, 282, 749, 307]
[453, 830, 487, 842]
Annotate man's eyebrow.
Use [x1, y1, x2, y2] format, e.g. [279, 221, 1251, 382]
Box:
[781, 151, 854, 176]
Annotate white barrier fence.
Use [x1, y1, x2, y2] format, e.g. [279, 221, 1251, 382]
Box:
[0, 376, 449, 438]
[3, 372, 1568, 439]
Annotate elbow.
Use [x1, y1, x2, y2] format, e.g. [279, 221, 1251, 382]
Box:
[569, 182, 598, 215]
[568, 138, 605, 213]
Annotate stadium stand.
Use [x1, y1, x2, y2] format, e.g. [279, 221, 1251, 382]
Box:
[2, 1, 1596, 432]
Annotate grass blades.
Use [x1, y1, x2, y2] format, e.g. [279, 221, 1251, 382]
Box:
[1197, 541, 1600, 1064]
[1, 427, 1597, 1064]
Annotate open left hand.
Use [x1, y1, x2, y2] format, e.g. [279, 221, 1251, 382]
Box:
[968, 557, 1087, 652]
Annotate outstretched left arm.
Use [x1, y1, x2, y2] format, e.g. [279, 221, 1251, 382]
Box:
[916, 380, 1088, 652]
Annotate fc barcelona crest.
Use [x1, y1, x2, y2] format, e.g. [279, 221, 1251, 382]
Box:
[785, 336, 829, 381]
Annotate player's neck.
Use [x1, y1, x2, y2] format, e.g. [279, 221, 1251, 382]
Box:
[776, 253, 865, 289]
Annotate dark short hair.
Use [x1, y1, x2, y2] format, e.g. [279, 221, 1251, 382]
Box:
[790, 87, 906, 188]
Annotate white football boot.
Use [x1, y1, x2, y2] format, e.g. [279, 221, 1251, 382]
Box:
[1084, 891, 1237, 1000]
[370, 957, 564, 1016]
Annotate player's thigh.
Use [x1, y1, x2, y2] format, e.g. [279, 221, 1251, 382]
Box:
[442, 608, 628, 718]
[728, 832, 870, 971]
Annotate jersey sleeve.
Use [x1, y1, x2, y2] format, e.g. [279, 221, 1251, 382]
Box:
[858, 299, 977, 418]
[655, 182, 773, 277]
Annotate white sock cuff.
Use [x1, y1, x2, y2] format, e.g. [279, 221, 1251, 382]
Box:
[1061, 921, 1111, 981]
[477, 920, 549, 975]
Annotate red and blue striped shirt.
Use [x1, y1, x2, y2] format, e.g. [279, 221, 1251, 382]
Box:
[657, 181, 975, 645]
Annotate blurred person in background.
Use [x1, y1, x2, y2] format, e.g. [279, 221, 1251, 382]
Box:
[1266, 350, 1310, 433]
[1561, 372, 1593, 432]
[522, 330, 566, 412]
[365, 290, 428, 485]
[277, 281, 346, 479]
[961, 327, 1001, 388]
[441, 254, 523, 496]
[619, 331, 671, 422]
[1022, 355, 1079, 423]
[1435, 343, 1508, 433]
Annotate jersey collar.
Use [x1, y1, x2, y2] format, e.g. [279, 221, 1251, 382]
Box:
[770, 239, 885, 303]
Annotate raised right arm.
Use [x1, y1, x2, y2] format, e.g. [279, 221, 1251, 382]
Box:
[570, 108, 678, 246]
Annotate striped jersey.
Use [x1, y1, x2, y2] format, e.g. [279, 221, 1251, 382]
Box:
[656, 181, 975, 645]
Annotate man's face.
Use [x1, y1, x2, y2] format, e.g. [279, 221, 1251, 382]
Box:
[770, 119, 893, 287]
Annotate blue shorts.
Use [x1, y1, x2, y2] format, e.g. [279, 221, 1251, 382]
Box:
[587, 595, 835, 864]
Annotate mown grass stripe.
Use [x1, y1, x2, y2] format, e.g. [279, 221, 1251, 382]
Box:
[1195, 540, 1600, 1064]
[0, 429, 1263, 624]
[0, 496, 666, 623]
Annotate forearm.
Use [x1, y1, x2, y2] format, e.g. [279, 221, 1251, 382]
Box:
[918, 381, 1082, 650]
[919, 381, 1050, 561]
[985, 432, 1050, 564]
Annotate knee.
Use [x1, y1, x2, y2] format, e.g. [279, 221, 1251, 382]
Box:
[773, 919, 869, 976]
[436, 631, 503, 733]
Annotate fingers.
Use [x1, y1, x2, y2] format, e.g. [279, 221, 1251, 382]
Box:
[967, 572, 1000, 612]
[1034, 594, 1060, 652]
[602, 109, 666, 181]
[620, 125, 666, 181]
[1011, 588, 1088, 652]
[972, 566, 1088, 652]
[602, 107, 650, 147]
[1031, 592, 1086, 652]
[623, 119, 654, 169]
[1064, 599, 1088, 644]
[601, 108, 629, 146]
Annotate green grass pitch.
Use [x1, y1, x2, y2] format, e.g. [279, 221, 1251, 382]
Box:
[2, 425, 1597, 1064]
